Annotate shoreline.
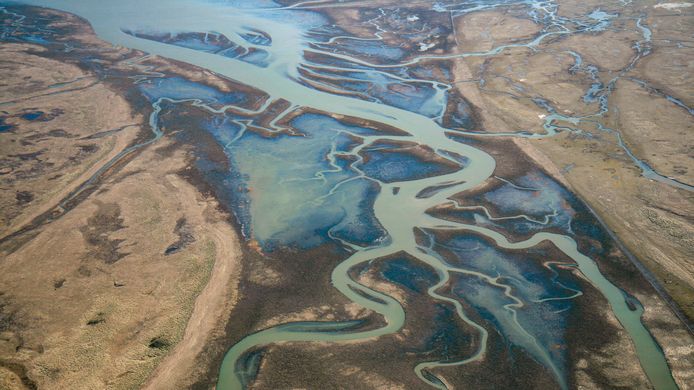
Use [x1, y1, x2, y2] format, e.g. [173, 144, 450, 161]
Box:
[141, 175, 242, 390]
[0, 5, 246, 389]
[2, 2, 692, 389]
[514, 137, 693, 334]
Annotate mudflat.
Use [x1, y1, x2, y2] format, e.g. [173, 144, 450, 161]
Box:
[0, 1, 692, 390]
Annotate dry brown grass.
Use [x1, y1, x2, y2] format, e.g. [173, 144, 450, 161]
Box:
[449, 3, 694, 387]
[0, 38, 242, 390]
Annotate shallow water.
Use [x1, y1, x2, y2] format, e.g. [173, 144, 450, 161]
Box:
[6, 1, 682, 389]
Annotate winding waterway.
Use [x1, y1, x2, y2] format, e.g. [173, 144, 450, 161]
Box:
[10, 1, 684, 389]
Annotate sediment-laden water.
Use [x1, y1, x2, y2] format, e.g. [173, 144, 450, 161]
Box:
[7, 1, 687, 389]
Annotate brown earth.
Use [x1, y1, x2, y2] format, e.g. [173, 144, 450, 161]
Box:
[449, 3, 694, 389]
[0, 12, 243, 390]
[451, 3, 694, 318]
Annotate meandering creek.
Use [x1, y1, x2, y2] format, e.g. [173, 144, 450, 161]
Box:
[10, 1, 684, 389]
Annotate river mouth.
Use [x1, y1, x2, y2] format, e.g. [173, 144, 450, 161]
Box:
[8, 1, 686, 389]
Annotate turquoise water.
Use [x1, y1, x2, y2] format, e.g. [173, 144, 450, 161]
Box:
[5, 1, 683, 389]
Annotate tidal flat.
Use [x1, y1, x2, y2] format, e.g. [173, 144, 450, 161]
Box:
[0, 1, 692, 390]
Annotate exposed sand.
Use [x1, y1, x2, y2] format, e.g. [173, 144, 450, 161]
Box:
[654, 3, 693, 10]
[450, 5, 694, 388]
[142, 175, 242, 390]
[0, 43, 142, 238]
[0, 20, 244, 390]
